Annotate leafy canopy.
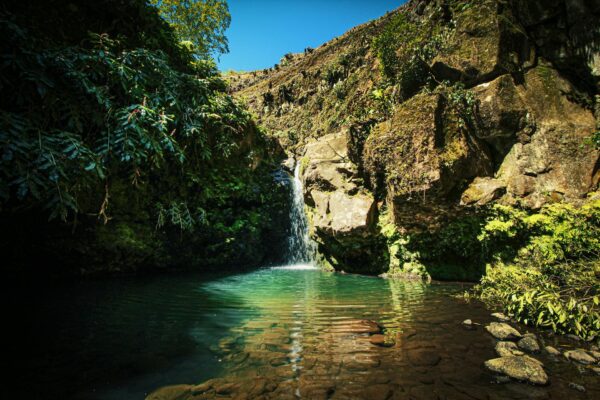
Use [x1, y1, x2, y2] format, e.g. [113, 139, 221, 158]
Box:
[149, 0, 231, 59]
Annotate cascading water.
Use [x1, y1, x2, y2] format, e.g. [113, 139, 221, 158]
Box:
[285, 162, 315, 266]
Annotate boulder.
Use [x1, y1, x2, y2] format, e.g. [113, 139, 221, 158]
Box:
[564, 349, 596, 365]
[484, 356, 548, 385]
[518, 334, 541, 353]
[485, 322, 522, 341]
[303, 132, 385, 274]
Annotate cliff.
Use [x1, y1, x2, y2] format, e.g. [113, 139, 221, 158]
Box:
[232, 0, 600, 279]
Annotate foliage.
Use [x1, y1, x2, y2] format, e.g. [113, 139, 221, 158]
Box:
[0, 3, 249, 221]
[372, 12, 451, 99]
[378, 210, 429, 280]
[478, 262, 599, 339]
[471, 200, 599, 338]
[150, 0, 231, 59]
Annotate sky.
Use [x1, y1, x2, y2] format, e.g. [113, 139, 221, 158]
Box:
[218, 0, 406, 72]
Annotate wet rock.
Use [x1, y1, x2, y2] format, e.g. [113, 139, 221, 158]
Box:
[592, 367, 600, 375]
[484, 356, 548, 385]
[568, 382, 586, 393]
[518, 334, 540, 353]
[491, 312, 511, 322]
[407, 349, 442, 367]
[146, 385, 193, 400]
[462, 319, 473, 326]
[370, 334, 394, 347]
[496, 341, 524, 357]
[544, 346, 561, 356]
[564, 349, 596, 365]
[485, 322, 522, 341]
[565, 334, 582, 342]
[589, 350, 600, 360]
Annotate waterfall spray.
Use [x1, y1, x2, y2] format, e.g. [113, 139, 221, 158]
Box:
[286, 162, 314, 265]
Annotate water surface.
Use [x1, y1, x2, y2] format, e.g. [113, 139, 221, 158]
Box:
[6, 265, 598, 399]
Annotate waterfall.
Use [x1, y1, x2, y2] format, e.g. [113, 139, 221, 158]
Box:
[286, 162, 314, 265]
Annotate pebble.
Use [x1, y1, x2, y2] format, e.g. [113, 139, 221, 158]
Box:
[568, 382, 586, 393]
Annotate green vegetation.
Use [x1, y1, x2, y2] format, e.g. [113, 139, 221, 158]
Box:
[372, 11, 450, 100]
[414, 200, 600, 338]
[0, 0, 288, 274]
[150, 0, 231, 59]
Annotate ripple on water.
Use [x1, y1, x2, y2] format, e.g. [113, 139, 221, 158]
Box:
[6, 268, 600, 400]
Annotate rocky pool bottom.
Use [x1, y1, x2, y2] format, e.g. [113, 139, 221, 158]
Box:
[5, 265, 599, 399]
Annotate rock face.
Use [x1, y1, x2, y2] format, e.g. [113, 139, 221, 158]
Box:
[484, 356, 548, 385]
[517, 334, 541, 353]
[232, 0, 600, 275]
[301, 132, 386, 273]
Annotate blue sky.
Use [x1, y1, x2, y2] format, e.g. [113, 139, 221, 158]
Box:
[218, 0, 405, 72]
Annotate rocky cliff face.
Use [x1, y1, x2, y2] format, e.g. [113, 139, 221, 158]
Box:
[232, 0, 600, 278]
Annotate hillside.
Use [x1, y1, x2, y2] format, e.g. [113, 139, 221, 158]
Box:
[231, 0, 599, 278]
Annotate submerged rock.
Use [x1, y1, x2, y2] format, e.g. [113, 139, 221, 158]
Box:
[484, 356, 548, 385]
[485, 322, 522, 341]
[496, 341, 525, 357]
[370, 334, 394, 347]
[564, 349, 596, 365]
[568, 382, 586, 393]
[146, 384, 193, 400]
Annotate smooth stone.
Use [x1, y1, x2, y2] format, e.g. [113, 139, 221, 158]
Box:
[544, 346, 561, 356]
[463, 319, 473, 326]
[564, 349, 596, 365]
[568, 382, 586, 393]
[370, 334, 394, 347]
[486, 322, 522, 341]
[589, 350, 600, 360]
[518, 334, 540, 353]
[592, 367, 600, 375]
[484, 356, 548, 385]
[496, 341, 525, 357]
[491, 312, 511, 322]
[407, 349, 442, 367]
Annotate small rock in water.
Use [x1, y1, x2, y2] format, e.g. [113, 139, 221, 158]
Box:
[589, 350, 600, 361]
[485, 322, 522, 341]
[544, 346, 561, 356]
[484, 356, 548, 385]
[568, 382, 586, 393]
[491, 312, 511, 322]
[564, 349, 596, 365]
[518, 334, 540, 353]
[370, 334, 394, 347]
[463, 319, 473, 326]
[496, 341, 524, 357]
[147, 385, 193, 400]
[592, 367, 600, 375]
[407, 349, 442, 367]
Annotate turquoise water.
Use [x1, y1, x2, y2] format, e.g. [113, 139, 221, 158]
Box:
[6, 265, 598, 399]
